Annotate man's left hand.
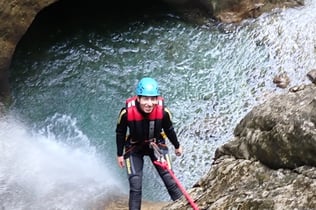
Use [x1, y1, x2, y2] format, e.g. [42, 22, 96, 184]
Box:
[175, 145, 183, 156]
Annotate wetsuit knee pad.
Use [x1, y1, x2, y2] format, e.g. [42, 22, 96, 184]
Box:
[129, 175, 142, 191]
[160, 171, 183, 200]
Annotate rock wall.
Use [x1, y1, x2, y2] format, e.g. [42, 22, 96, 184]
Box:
[0, 0, 57, 103]
[164, 84, 316, 210]
[209, 0, 303, 23]
[0, 0, 303, 104]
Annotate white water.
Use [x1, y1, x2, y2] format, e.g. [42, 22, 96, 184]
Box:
[0, 114, 123, 210]
[252, 0, 316, 83]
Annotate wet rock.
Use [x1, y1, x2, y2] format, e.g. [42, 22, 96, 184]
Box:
[165, 84, 316, 210]
[210, 0, 304, 23]
[273, 72, 290, 88]
[289, 84, 305, 92]
[232, 84, 316, 169]
[307, 69, 316, 84]
[0, 0, 58, 101]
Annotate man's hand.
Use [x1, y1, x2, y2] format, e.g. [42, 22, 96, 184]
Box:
[117, 156, 125, 168]
[175, 145, 183, 156]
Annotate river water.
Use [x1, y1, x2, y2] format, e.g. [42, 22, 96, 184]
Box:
[2, 0, 316, 209]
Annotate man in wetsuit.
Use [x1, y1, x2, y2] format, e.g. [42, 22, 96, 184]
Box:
[115, 77, 183, 210]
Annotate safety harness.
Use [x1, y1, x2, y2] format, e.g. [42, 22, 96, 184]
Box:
[124, 96, 165, 156]
[125, 96, 163, 141]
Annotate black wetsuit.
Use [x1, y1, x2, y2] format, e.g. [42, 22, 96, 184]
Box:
[116, 99, 182, 210]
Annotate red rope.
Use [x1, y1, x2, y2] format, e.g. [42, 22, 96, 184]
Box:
[154, 160, 199, 210]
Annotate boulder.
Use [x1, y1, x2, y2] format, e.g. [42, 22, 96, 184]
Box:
[164, 84, 316, 209]
[217, 84, 316, 169]
[201, 0, 303, 23]
[307, 69, 316, 84]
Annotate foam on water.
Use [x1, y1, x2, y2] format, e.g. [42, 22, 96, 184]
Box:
[0, 114, 123, 210]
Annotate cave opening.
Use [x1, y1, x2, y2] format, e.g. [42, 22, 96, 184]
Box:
[17, 0, 173, 48]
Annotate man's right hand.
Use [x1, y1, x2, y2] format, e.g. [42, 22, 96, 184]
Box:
[117, 156, 125, 168]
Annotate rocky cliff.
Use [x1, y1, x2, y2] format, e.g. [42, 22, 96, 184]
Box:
[0, 0, 57, 103]
[164, 83, 316, 210]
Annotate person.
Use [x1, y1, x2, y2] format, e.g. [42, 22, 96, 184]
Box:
[115, 77, 183, 210]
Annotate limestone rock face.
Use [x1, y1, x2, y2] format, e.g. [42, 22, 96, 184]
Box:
[217, 84, 316, 169]
[0, 0, 57, 101]
[209, 0, 304, 23]
[164, 157, 315, 210]
[164, 84, 316, 210]
[163, 0, 304, 23]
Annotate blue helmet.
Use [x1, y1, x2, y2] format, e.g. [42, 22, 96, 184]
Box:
[136, 77, 160, 96]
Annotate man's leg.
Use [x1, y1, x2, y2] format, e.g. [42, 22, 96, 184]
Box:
[125, 153, 144, 210]
[150, 149, 183, 200]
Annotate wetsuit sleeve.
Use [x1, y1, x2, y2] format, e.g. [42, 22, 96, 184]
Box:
[116, 108, 127, 156]
[162, 107, 180, 149]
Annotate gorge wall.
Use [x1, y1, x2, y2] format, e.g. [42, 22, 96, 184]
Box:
[164, 83, 316, 210]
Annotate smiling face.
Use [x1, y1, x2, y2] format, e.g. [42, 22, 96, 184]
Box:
[137, 96, 158, 113]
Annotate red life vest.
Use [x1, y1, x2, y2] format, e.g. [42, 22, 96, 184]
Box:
[126, 96, 164, 143]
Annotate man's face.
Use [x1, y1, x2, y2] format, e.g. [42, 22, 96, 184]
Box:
[137, 96, 158, 113]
